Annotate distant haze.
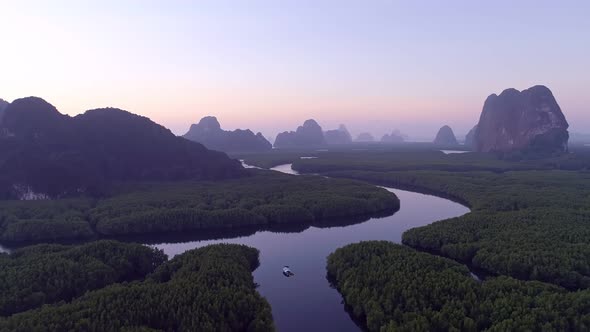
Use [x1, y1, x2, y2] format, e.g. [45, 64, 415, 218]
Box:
[1, 1, 589, 140]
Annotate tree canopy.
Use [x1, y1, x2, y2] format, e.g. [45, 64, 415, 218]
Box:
[328, 241, 590, 332]
[0, 243, 274, 332]
[0, 170, 398, 245]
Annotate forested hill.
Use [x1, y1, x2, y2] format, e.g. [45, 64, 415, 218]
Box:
[0, 97, 243, 199]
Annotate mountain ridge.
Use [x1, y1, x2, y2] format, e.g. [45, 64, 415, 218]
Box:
[0, 97, 243, 199]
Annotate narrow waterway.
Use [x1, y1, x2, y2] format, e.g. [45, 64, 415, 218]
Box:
[150, 163, 470, 331]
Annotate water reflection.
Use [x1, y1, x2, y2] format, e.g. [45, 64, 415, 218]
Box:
[113, 210, 396, 247]
[0, 162, 470, 331]
[150, 164, 470, 332]
[270, 163, 299, 175]
[440, 149, 470, 154]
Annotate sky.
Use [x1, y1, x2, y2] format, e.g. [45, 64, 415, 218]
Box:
[1, 0, 589, 140]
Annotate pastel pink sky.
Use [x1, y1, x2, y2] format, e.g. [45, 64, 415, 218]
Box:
[1, 0, 588, 140]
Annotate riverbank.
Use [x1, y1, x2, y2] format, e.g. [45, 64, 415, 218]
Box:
[145, 163, 469, 332]
[0, 169, 398, 247]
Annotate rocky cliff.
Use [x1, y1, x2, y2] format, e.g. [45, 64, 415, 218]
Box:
[464, 125, 477, 148]
[183, 116, 271, 152]
[274, 119, 325, 148]
[433, 125, 458, 145]
[474, 85, 569, 153]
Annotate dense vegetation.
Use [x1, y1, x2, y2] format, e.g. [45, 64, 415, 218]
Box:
[328, 241, 590, 331]
[0, 243, 274, 331]
[285, 151, 590, 289]
[311, 169, 590, 289]
[0, 199, 95, 243]
[0, 170, 398, 245]
[0, 240, 166, 316]
[91, 170, 397, 236]
[5, 144, 590, 331]
[0, 97, 243, 199]
[239, 144, 590, 172]
[291, 149, 590, 173]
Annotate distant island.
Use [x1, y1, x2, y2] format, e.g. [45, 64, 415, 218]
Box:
[324, 124, 352, 145]
[433, 125, 458, 145]
[381, 129, 405, 143]
[274, 119, 326, 148]
[183, 116, 272, 153]
[355, 132, 375, 142]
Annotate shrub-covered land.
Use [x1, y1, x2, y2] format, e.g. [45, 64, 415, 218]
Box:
[90, 170, 397, 235]
[240, 144, 590, 172]
[328, 241, 590, 332]
[280, 149, 590, 330]
[0, 240, 166, 316]
[0, 170, 398, 245]
[0, 199, 95, 243]
[311, 168, 590, 289]
[288, 151, 590, 289]
[314, 169, 590, 211]
[0, 243, 274, 332]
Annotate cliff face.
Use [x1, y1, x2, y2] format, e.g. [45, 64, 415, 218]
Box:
[433, 125, 458, 145]
[183, 116, 271, 152]
[474, 85, 569, 153]
[274, 119, 325, 148]
[465, 125, 477, 148]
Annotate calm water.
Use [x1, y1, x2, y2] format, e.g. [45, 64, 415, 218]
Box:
[440, 149, 470, 154]
[151, 164, 470, 331]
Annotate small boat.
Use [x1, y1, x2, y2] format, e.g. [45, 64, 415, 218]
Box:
[282, 266, 294, 277]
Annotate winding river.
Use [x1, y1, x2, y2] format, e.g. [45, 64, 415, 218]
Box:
[150, 164, 470, 331]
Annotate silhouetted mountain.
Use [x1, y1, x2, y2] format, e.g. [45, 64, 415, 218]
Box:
[474, 85, 569, 153]
[381, 129, 405, 143]
[355, 132, 375, 142]
[274, 119, 325, 148]
[465, 125, 478, 148]
[433, 125, 458, 145]
[0, 99, 8, 124]
[183, 116, 271, 153]
[324, 124, 352, 145]
[0, 97, 243, 199]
